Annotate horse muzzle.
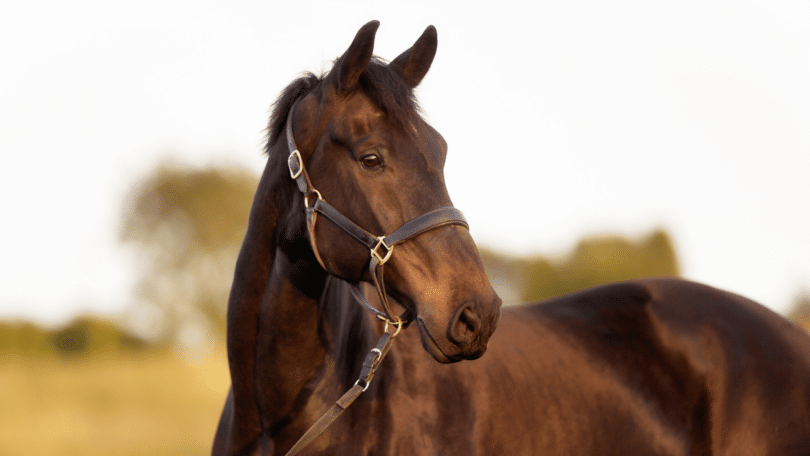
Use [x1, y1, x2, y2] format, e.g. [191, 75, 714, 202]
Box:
[417, 294, 502, 363]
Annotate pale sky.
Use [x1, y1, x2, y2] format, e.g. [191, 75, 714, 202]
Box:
[1, 0, 809, 325]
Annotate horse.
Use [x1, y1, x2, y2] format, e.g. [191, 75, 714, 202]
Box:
[212, 21, 810, 455]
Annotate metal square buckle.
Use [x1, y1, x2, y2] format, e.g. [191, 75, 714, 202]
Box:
[288, 150, 303, 179]
[370, 236, 394, 265]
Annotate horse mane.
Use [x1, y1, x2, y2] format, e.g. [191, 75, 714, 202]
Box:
[265, 57, 422, 154]
[265, 72, 322, 153]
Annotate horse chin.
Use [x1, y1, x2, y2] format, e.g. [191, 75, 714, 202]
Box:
[416, 317, 460, 364]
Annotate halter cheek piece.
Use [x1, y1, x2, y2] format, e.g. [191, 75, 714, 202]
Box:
[284, 103, 469, 327]
[283, 103, 469, 456]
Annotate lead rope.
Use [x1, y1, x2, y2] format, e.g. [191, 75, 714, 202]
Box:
[284, 319, 402, 456]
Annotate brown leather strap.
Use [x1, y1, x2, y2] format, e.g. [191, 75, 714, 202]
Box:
[284, 384, 365, 456]
[384, 207, 468, 246]
[285, 327, 398, 456]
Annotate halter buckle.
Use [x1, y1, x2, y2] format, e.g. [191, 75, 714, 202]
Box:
[303, 189, 322, 209]
[371, 236, 393, 265]
[288, 150, 303, 179]
[354, 378, 371, 392]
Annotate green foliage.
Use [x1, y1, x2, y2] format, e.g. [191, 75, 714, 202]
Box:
[122, 163, 258, 253]
[481, 229, 680, 304]
[0, 317, 148, 357]
[786, 290, 810, 332]
[120, 161, 259, 345]
[0, 321, 52, 356]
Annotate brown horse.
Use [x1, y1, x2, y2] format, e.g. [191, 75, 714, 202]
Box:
[213, 21, 810, 455]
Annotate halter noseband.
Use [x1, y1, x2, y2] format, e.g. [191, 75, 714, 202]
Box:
[284, 102, 469, 326]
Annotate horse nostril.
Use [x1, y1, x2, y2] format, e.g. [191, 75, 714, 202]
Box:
[450, 305, 482, 344]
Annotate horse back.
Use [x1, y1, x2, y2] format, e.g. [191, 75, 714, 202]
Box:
[506, 277, 810, 455]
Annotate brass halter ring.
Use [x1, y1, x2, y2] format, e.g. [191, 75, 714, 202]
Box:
[381, 316, 403, 337]
[370, 236, 394, 265]
[303, 189, 322, 209]
[288, 149, 304, 179]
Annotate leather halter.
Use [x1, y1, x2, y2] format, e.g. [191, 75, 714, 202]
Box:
[284, 102, 469, 326]
[282, 103, 469, 455]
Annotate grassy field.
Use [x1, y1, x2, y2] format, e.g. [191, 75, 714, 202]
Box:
[0, 347, 231, 456]
[2, 293, 807, 456]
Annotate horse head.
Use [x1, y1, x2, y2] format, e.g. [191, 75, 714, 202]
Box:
[275, 21, 501, 363]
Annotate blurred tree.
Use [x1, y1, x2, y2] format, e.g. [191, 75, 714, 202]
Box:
[786, 289, 810, 333]
[0, 321, 53, 356]
[0, 317, 147, 356]
[50, 317, 148, 356]
[120, 161, 258, 347]
[480, 229, 680, 304]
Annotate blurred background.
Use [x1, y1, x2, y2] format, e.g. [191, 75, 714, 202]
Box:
[2, 1, 809, 454]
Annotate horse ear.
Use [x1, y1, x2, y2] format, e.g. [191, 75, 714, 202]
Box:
[389, 25, 438, 88]
[331, 20, 380, 92]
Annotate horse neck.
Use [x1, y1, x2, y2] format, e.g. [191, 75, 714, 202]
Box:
[225, 143, 375, 436]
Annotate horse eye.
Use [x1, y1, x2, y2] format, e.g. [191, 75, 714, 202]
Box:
[360, 154, 382, 169]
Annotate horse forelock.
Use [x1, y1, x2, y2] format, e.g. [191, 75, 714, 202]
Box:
[356, 57, 422, 129]
[265, 57, 423, 156]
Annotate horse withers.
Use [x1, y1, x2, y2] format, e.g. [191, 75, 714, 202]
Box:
[213, 21, 810, 455]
